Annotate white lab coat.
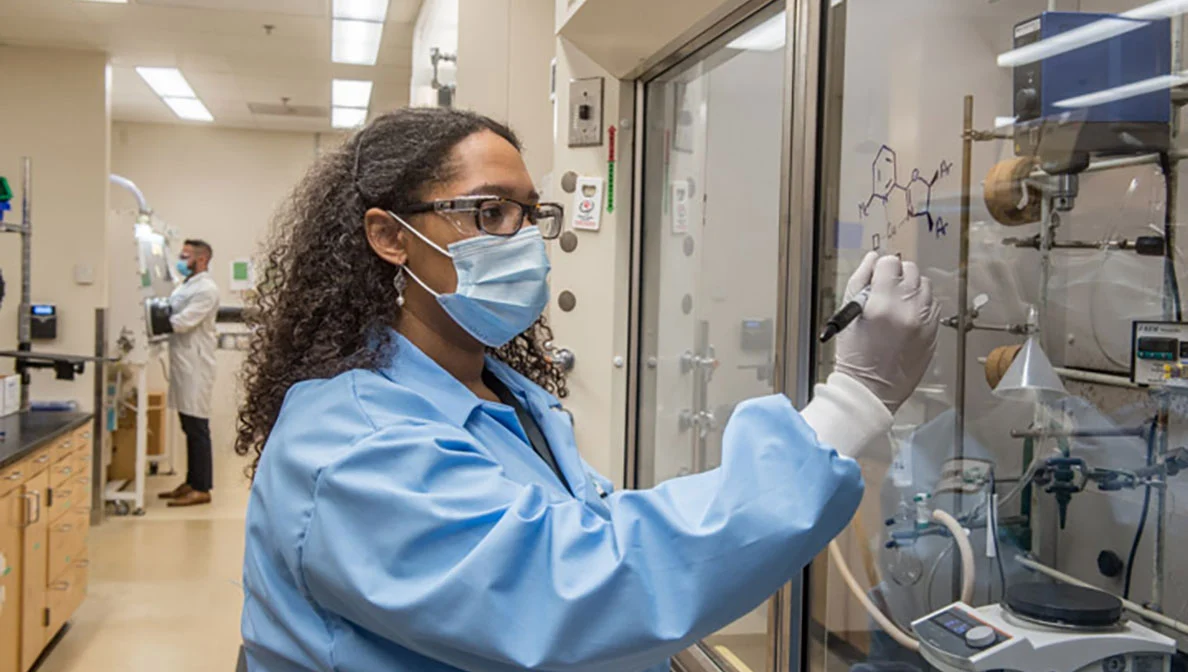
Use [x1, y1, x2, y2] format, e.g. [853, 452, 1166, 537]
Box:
[168, 271, 220, 419]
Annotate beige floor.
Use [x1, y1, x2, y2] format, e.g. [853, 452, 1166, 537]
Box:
[38, 443, 251, 672]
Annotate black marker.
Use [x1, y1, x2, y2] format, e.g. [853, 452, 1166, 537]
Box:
[819, 286, 871, 343]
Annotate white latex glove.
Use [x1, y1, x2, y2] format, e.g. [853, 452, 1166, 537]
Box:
[834, 252, 940, 413]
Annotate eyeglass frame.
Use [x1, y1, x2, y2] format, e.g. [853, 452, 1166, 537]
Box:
[400, 195, 566, 240]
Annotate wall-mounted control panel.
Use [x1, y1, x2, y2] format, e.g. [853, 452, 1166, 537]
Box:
[568, 77, 604, 148]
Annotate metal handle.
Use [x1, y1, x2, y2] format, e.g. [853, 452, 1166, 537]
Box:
[50, 581, 70, 591]
[59, 466, 72, 476]
[75, 559, 90, 568]
[57, 523, 73, 533]
[543, 342, 576, 373]
[77, 478, 90, 486]
[35, 454, 50, 464]
[3, 471, 21, 481]
[22, 491, 41, 526]
[57, 489, 72, 498]
[81, 431, 92, 440]
[61, 440, 72, 449]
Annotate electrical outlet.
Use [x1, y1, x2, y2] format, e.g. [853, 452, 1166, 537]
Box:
[568, 77, 604, 148]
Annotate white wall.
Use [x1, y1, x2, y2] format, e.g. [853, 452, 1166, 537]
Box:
[457, 0, 556, 184]
[410, 0, 459, 107]
[109, 122, 328, 465]
[0, 46, 111, 411]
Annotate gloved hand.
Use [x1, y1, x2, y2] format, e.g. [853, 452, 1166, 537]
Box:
[834, 252, 940, 413]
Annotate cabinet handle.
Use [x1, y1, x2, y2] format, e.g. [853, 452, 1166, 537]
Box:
[57, 524, 73, 533]
[82, 432, 92, 440]
[3, 471, 20, 481]
[59, 466, 72, 476]
[35, 455, 50, 464]
[75, 559, 90, 568]
[49, 581, 70, 591]
[57, 489, 72, 498]
[77, 478, 90, 486]
[22, 491, 41, 526]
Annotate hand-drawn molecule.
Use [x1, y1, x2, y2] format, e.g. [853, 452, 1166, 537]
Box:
[859, 145, 952, 244]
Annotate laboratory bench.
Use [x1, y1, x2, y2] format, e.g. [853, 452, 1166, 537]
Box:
[0, 411, 95, 672]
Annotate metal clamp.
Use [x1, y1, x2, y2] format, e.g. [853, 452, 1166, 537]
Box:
[678, 409, 719, 439]
[680, 347, 719, 378]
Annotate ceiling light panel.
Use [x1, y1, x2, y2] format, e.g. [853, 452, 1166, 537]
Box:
[333, 79, 374, 108]
[136, 67, 197, 98]
[332, 106, 368, 129]
[79, 0, 129, 3]
[164, 97, 214, 122]
[333, 0, 389, 22]
[332, 19, 384, 65]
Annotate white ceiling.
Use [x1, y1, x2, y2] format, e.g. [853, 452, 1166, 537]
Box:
[0, 0, 421, 132]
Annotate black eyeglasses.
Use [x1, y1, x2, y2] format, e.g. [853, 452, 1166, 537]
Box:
[404, 196, 565, 240]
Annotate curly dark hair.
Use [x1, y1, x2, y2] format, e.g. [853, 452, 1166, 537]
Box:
[235, 107, 568, 479]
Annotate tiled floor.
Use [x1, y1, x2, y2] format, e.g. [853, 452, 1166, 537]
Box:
[37, 444, 250, 672]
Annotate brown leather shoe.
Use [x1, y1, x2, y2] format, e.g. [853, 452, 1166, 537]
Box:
[158, 483, 193, 500]
[167, 490, 211, 507]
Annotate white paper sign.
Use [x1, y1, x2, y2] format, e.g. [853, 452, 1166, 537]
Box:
[571, 177, 604, 231]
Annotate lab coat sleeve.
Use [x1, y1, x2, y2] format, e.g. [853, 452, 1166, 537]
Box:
[800, 372, 894, 457]
[299, 393, 870, 672]
[169, 283, 219, 334]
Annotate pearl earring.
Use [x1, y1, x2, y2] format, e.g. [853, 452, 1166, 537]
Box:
[394, 266, 407, 307]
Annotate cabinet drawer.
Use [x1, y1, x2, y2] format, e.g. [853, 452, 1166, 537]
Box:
[47, 508, 89, 581]
[48, 458, 78, 490]
[47, 552, 88, 638]
[72, 425, 93, 453]
[0, 449, 50, 498]
[48, 472, 91, 523]
[72, 448, 92, 484]
[52, 434, 76, 464]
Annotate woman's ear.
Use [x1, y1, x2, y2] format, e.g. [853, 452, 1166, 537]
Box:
[364, 208, 409, 266]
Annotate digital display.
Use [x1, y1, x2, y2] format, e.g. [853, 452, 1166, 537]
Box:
[1137, 336, 1179, 361]
[31, 305, 54, 317]
[940, 616, 971, 635]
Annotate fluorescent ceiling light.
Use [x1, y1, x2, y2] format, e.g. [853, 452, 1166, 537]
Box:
[163, 97, 213, 122]
[333, 19, 384, 65]
[80, 0, 129, 3]
[1054, 70, 1188, 109]
[333, 0, 388, 22]
[333, 79, 374, 108]
[136, 67, 196, 98]
[727, 11, 786, 51]
[332, 107, 368, 129]
[998, 0, 1188, 67]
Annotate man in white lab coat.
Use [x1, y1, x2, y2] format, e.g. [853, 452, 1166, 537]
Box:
[159, 239, 220, 508]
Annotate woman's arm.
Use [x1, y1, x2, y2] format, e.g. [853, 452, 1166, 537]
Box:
[300, 385, 886, 672]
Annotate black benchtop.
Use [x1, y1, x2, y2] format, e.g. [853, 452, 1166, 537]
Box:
[0, 411, 94, 469]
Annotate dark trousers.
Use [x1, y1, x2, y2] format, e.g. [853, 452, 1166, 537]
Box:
[179, 413, 213, 493]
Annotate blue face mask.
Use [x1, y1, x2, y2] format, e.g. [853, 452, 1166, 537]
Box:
[391, 212, 551, 347]
[176, 260, 194, 278]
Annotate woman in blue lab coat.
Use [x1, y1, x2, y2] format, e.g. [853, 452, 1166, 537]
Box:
[237, 107, 940, 672]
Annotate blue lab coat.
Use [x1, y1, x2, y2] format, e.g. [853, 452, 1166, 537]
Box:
[241, 332, 864, 671]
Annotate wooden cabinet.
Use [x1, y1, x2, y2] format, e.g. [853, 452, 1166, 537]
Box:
[0, 487, 24, 672]
[19, 469, 48, 672]
[0, 419, 93, 672]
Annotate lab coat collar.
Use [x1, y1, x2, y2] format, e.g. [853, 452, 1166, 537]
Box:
[379, 331, 562, 427]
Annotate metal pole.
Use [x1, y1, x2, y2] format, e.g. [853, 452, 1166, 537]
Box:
[1037, 204, 1056, 348]
[19, 157, 32, 411]
[91, 308, 106, 526]
[956, 96, 973, 458]
[954, 95, 974, 600]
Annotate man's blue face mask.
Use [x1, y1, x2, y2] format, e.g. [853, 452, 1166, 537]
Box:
[388, 211, 551, 348]
[176, 259, 194, 278]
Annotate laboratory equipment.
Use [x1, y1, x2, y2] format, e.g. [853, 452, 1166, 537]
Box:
[1131, 321, 1188, 387]
[29, 304, 56, 340]
[992, 337, 1067, 403]
[1012, 12, 1172, 159]
[913, 584, 1175, 672]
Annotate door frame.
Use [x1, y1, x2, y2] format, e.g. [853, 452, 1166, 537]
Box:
[621, 0, 828, 670]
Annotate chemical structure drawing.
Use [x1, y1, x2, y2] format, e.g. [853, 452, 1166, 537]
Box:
[859, 145, 953, 246]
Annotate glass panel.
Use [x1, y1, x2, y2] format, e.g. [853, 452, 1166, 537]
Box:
[635, 4, 786, 670]
[808, 2, 1188, 671]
